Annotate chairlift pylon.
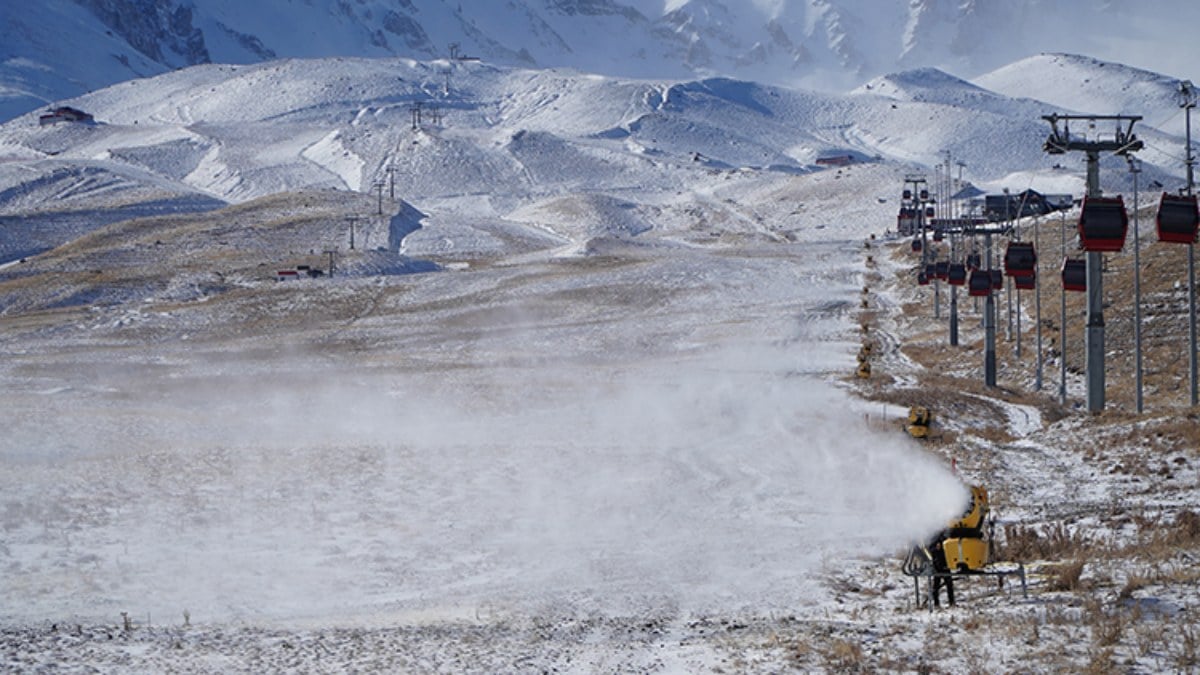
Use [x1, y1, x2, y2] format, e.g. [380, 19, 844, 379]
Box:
[989, 269, 1003, 290]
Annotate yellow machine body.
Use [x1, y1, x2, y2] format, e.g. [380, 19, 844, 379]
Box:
[857, 361, 871, 378]
[908, 405, 932, 426]
[943, 485, 989, 572]
[942, 536, 988, 572]
[949, 485, 988, 531]
[906, 405, 931, 438]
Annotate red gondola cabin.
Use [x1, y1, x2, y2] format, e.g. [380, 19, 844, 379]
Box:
[1078, 196, 1128, 252]
[917, 271, 930, 286]
[1156, 193, 1199, 244]
[947, 263, 967, 286]
[990, 269, 1003, 290]
[1061, 258, 1086, 292]
[968, 269, 992, 297]
[1004, 241, 1037, 277]
[934, 261, 949, 280]
[1014, 273, 1036, 290]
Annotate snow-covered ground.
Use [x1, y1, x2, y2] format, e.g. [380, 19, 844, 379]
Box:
[1, 56, 1199, 672]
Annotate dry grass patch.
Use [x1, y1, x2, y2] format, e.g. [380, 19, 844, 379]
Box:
[998, 522, 1095, 562]
[1144, 509, 1200, 548]
[1175, 625, 1200, 671]
[1083, 647, 1117, 675]
[1048, 559, 1087, 592]
[820, 638, 867, 673]
[1117, 570, 1153, 601]
[1085, 598, 1124, 648]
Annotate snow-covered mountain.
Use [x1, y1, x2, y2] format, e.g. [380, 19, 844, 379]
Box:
[4, 52, 1193, 206]
[975, 53, 1196, 137]
[2, 51, 1196, 275]
[5, 0, 1200, 123]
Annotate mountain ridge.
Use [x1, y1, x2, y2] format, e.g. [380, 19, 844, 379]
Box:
[0, 52, 1192, 234]
[4, 1, 1200, 123]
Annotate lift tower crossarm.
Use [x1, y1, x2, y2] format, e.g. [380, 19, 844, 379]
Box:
[1041, 113, 1143, 413]
[1042, 114, 1144, 157]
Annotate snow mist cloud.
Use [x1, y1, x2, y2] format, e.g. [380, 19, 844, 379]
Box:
[1, 342, 965, 624]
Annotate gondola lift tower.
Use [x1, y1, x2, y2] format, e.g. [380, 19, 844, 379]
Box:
[1042, 113, 1143, 413]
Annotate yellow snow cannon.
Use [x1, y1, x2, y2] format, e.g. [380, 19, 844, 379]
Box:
[906, 405, 931, 439]
[901, 483, 1027, 609]
[942, 484, 989, 572]
[856, 360, 872, 378]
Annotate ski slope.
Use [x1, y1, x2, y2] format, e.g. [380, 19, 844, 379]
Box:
[1, 54, 1199, 672]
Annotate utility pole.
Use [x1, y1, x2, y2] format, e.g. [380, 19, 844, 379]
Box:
[410, 101, 424, 131]
[985, 231, 997, 386]
[943, 156, 959, 346]
[347, 215, 360, 250]
[951, 161, 966, 347]
[1129, 156, 1144, 413]
[1035, 215, 1043, 390]
[932, 187, 940, 320]
[1004, 188, 1013, 342]
[1043, 113, 1144, 413]
[935, 156, 945, 327]
[386, 163, 396, 200]
[374, 181, 385, 216]
[949, 214, 959, 345]
[1181, 81, 1199, 407]
[1059, 209, 1068, 405]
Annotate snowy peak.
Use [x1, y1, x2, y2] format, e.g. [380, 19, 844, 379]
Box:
[855, 68, 992, 103]
[7, 1, 1199, 125]
[973, 53, 1192, 135]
